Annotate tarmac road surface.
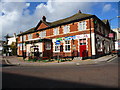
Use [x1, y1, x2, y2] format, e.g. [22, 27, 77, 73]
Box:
[2, 57, 119, 88]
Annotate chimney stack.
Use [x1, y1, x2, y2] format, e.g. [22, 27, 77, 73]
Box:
[20, 31, 23, 34]
[42, 16, 46, 22]
[14, 33, 16, 37]
[78, 10, 82, 13]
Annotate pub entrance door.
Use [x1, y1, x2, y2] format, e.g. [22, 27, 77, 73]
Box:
[43, 40, 53, 58]
[79, 39, 88, 57]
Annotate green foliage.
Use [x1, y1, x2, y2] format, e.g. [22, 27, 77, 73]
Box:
[10, 42, 17, 55]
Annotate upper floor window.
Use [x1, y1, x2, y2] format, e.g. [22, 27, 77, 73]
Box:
[54, 27, 59, 35]
[23, 35, 26, 41]
[78, 21, 86, 31]
[63, 25, 70, 34]
[40, 31, 46, 38]
[28, 34, 32, 40]
[20, 36, 22, 41]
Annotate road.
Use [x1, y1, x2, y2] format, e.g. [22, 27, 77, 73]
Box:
[2, 57, 119, 88]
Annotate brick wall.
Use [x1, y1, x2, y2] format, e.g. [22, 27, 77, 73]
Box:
[37, 23, 48, 30]
[88, 38, 92, 57]
[17, 18, 95, 57]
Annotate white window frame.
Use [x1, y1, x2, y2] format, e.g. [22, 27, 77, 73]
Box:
[54, 43, 60, 52]
[78, 21, 86, 31]
[40, 31, 46, 38]
[23, 43, 26, 50]
[20, 36, 22, 41]
[64, 40, 71, 52]
[54, 27, 59, 35]
[28, 34, 32, 40]
[63, 25, 70, 34]
[20, 43, 26, 50]
[23, 35, 26, 41]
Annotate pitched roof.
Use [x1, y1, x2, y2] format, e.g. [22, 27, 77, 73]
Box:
[46, 12, 93, 27]
[102, 19, 108, 24]
[17, 27, 35, 36]
[18, 12, 94, 36]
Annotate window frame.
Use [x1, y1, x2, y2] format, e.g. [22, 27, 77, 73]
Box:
[20, 36, 22, 41]
[54, 27, 59, 35]
[40, 31, 46, 38]
[78, 21, 86, 31]
[23, 35, 26, 41]
[64, 40, 71, 52]
[54, 43, 60, 52]
[63, 25, 70, 34]
[28, 34, 32, 40]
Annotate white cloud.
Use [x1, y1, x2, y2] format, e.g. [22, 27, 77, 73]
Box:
[103, 4, 111, 12]
[26, 3, 30, 7]
[1, 0, 94, 40]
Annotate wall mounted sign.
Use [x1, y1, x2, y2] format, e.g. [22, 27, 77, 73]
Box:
[76, 34, 90, 39]
[56, 38, 62, 41]
[55, 41, 60, 45]
[64, 36, 76, 40]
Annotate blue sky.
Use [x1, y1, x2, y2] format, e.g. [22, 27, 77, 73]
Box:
[26, 2, 118, 29]
[0, 1, 119, 39]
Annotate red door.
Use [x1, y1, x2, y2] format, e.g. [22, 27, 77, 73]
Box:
[79, 45, 87, 57]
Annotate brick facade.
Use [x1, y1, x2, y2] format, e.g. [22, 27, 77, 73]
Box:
[17, 12, 113, 59]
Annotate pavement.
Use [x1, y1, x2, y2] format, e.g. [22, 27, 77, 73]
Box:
[1, 54, 118, 67]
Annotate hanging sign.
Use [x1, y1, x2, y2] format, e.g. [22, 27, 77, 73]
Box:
[109, 33, 114, 38]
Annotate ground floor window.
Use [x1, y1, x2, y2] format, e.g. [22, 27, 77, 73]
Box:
[55, 44, 60, 52]
[79, 39, 86, 45]
[96, 38, 103, 52]
[65, 40, 70, 51]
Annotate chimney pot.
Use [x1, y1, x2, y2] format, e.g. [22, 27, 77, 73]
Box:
[78, 10, 82, 13]
[20, 31, 23, 33]
[42, 16, 46, 21]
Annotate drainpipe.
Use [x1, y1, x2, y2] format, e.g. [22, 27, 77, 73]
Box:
[22, 35, 24, 59]
[89, 18, 92, 58]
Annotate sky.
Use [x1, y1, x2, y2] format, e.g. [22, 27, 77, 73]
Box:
[0, 0, 119, 40]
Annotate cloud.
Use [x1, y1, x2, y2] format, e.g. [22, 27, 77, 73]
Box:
[103, 4, 112, 12]
[1, 0, 94, 40]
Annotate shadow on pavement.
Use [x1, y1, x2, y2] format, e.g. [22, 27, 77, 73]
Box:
[2, 72, 112, 89]
[2, 64, 17, 67]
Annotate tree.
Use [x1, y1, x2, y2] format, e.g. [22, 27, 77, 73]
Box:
[10, 42, 17, 55]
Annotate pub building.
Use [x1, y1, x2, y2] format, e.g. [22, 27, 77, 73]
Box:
[17, 10, 116, 60]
